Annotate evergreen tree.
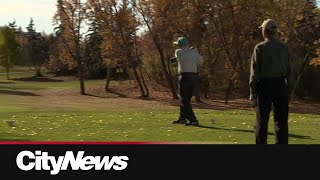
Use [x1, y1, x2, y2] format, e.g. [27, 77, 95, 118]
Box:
[0, 26, 21, 80]
[26, 18, 48, 77]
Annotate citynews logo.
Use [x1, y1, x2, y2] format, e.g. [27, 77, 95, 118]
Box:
[16, 151, 129, 175]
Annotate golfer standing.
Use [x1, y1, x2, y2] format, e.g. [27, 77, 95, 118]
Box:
[249, 19, 292, 144]
[172, 37, 204, 126]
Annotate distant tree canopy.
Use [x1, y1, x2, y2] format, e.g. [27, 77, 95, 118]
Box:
[0, 19, 50, 79]
[3, 0, 320, 99]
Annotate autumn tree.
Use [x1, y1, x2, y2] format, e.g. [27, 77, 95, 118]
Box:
[87, 0, 149, 97]
[47, 0, 320, 100]
[135, 0, 179, 99]
[54, 0, 86, 95]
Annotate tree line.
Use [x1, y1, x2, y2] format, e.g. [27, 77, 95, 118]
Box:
[0, 19, 49, 79]
[1, 0, 320, 102]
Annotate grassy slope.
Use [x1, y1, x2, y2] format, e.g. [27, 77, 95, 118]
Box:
[0, 67, 319, 144]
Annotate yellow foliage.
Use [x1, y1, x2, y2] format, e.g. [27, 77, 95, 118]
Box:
[310, 58, 320, 66]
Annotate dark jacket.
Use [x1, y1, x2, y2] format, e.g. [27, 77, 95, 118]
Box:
[249, 37, 292, 96]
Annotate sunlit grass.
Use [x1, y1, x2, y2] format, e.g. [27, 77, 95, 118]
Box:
[0, 109, 318, 144]
[0, 68, 319, 144]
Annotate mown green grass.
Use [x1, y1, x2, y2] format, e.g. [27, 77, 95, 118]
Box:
[0, 67, 319, 144]
[0, 109, 318, 144]
[0, 68, 105, 91]
[0, 66, 34, 73]
[0, 79, 106, 91]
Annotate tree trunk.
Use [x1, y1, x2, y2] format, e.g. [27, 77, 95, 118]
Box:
[35, 65, 43, 77]
[132, 67, 147, 98]
[224, 78, 234, 105]
[75, 32, 85, 95]
[77, 60, 86, 95]
[157, 46, 179, 99]
[105, 66, 111, 92]
[228, 0, 247, 97]
[238, 62, 249, 97]
[164, 45, 173, 79]
[138, 65, 149, 97]
[192, 7, 205, 103]
[6, 66, 10, 80]
[79, 67, 86, 95]
[195, 90, 202, 102]
[6, 56, 10, 80]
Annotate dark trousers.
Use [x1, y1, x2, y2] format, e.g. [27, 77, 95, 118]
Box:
[256, 77, 289, 144]
[178, 73, 198, 122]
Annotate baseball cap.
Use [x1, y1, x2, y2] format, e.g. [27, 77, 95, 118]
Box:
[174, 37, 189, 47]
[259, 19, 278, 32]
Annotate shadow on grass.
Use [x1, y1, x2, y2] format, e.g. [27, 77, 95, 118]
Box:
[144, 98, 247, 111]
[12, 76, 64, 82]
[0, 139, 31, 142]
[152, 98, 320, 115]
[196, 125, 313, 140]
[85, 90, 127, 98]
[0, 81, 15, 85]
[0, 134, 31, 142]
[0, 90, 40, 96]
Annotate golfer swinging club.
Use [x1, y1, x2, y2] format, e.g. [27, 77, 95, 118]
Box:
[171, 37, 204, 126]
[249, 19, 292, 144]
